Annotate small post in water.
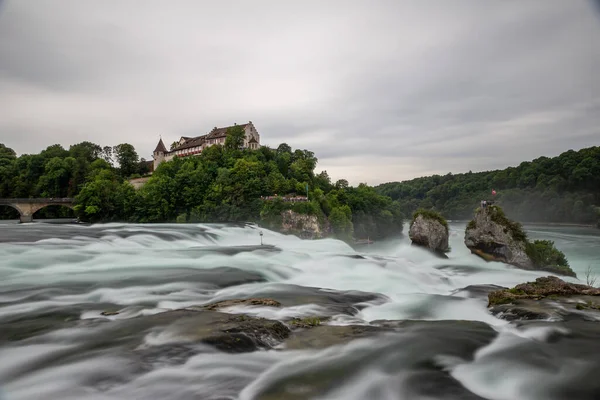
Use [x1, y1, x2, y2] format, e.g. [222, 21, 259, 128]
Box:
[259, 230, 263, 246]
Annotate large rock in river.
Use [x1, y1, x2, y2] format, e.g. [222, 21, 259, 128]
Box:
[487, 276, 600, 321]
[409, 212, 449, 253]
[465, 205, 575, 276]
[464, 206, 533, 269]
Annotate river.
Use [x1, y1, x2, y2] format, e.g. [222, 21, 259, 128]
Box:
[1, 221, 599, 400]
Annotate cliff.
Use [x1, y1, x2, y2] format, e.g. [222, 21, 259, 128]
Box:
[279, 210, 328, 239]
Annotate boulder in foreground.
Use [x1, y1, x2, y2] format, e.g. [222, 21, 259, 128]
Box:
[487, 276, 600, 321]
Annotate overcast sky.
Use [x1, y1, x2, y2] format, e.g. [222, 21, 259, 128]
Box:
[0, 1, 598, 185]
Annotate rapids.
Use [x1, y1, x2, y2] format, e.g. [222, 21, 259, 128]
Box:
[0, 221, 599, 400]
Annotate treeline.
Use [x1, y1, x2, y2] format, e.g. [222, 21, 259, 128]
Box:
[0, 128, 404, 240]
[0, 142, 150, 219]
[376, 146, 600, 225]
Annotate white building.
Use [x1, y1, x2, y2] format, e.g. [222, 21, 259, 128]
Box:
[152, 121, 260, 171]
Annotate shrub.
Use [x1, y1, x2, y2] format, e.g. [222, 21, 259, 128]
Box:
[525, 240, 570, 271]
[488, 205, 527, 242]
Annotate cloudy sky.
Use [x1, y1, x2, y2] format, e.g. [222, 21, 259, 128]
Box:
[0, 1, 598, 185]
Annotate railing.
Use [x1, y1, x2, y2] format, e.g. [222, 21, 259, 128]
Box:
[260, 196, 309, 203]
[0, 198, 74, 204]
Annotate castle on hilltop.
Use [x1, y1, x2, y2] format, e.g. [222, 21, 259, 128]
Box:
[152, 121, 261, 170]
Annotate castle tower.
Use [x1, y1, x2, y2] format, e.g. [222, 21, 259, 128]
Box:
[153, 138, 168, 171]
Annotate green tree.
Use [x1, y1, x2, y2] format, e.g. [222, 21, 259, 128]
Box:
[113, 143, 139, 178]
[224, 125, 246, 151]
[74, 169, 136, 222]
[329, 205, 354, 241]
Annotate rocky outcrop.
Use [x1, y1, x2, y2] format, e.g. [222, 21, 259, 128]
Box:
[465, 206, 533, 269]
[465, 206, 575, 276]
[487, 276, 600, 321]
[280, 210, 327, 239]
[409, 212, 449, 253]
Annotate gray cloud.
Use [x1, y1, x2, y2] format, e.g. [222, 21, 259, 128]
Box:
[0, 0, 598, 185]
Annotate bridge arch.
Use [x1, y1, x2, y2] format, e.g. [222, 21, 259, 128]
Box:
[0, 198, 75, 223]
[0, 204, 21, 220]
[32, 203, 76, 220]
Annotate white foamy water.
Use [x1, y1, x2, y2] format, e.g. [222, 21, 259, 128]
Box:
[0, 221, 599, 400]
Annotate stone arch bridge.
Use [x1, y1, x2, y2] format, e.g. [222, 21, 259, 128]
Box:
[0, 198, 75, 223]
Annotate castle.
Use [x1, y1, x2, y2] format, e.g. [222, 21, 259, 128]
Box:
[152, 121, 260, 170]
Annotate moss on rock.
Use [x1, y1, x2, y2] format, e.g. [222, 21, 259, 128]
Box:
[411, 209, 448, 234]
[488, 276, 600, 307]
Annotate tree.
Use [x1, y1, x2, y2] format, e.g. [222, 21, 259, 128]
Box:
[74, 169, 136, 222]
[329, 205, 354, 241]
[0, 144, 16, 160]
[113, 143, 139, 178]
[101, 146, 113, 165]
[335, 179, 349, 190]
[70, 142, 102, 163]
[224, 125, 245, 151]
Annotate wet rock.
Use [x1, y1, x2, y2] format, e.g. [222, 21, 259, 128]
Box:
[488, 276, 600, 321]
[451, 284, 507, 300]
[287, 316, 328, 329]
[470, 320, 600, 399]
[200, 284, 387, 317]
[409, 213, 449, 253]
[465, 206, 533, 269]
[488, 276, 600, 306]
[101, 310, 120, 316]
[283, 324, 390, 349]
[147, 311, 290, 353]
[255, 320, 496, 400]
[201, 298, 281, 311]
[0, 303, 117, 343]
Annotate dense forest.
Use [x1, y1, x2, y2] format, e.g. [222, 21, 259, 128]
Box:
[376, 146, 600, 225]
[0, 127, 404, 241]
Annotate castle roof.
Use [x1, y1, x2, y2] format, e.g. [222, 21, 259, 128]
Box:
[173, 135, 207, 151]
[154, 138, 167, 153]
[206, 123, 249, 140]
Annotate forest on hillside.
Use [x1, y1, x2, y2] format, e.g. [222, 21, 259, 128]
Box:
[0, 126, 404, 241]
[376, 146, 600, 225]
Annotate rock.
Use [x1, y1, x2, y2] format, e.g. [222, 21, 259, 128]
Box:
[145, 310, 291, 353]
[283, 324, 390, 350]
[465, 206, 533, 269]
[199, 285, 387, 317]
[409, 212, 449, 253]
[488, 276, 600, 305]
[451, 284, 507, 300]
[259, 320, 496, 400]
[487, 276, 600, 321]
[465, 206, 575, 276]
[287, 316, 327, 329]
[280, 210, 327, 239]
[201, 298, 281, 311]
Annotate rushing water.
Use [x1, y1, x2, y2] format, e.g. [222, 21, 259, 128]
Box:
[1, 221, 599, 400]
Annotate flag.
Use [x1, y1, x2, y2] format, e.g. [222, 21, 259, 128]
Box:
[492, 189, 497, 196]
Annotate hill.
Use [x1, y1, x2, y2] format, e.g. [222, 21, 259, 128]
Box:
[0, 136, 404, 241]
[376, 146, 600, 224]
